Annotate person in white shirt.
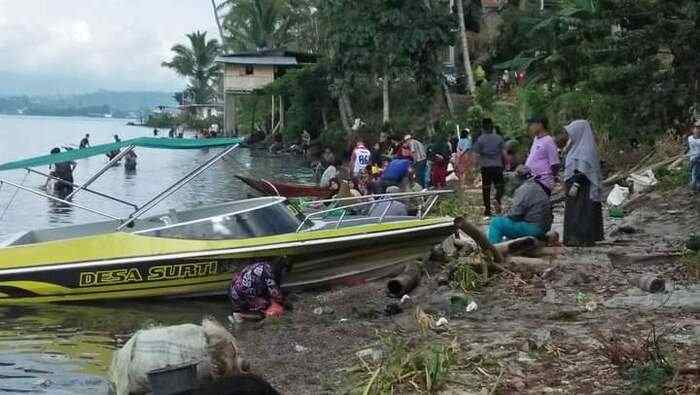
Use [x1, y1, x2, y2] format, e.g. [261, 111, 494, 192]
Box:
[319, 160, 339, 188]
[689, 120, 700, 192]
[350, 140, 371, 177]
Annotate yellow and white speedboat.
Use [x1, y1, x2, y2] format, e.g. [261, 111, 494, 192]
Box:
[0, 138, 453, 303]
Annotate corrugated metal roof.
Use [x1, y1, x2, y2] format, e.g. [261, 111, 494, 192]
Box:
[215, 56, 298, 66]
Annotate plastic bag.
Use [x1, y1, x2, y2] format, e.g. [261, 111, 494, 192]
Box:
[109, 318, 245, 395]
[627, 169, 657, 193]
[606, 184, 630, 207]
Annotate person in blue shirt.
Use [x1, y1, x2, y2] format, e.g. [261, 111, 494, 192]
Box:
[380, 156, 412, 192]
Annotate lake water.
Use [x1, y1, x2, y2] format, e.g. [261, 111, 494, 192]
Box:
[0, 115, 311, 393]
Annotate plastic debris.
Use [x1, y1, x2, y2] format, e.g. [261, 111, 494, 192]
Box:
[294, 344, 308, 353]
[435, 317, 449, 327]
[627, 169, 657, 193]
[400, 295, 411, 304]
[606, 184, 630, 207]
[466, 301, 478, 313]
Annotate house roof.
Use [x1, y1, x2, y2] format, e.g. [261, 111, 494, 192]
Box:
[216, 48, 317, 66]
[215, 56, 298, 66]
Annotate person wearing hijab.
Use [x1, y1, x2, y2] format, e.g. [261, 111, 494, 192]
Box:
[562, 119, 604, 246]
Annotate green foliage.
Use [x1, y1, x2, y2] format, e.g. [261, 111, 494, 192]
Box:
[145, 113, 177, 128]
[161, 31, 220, 105]
[220, 0, 296, 51]
[655, 163, 690, 192]
[451, 257, 483, 293]
[349, 336, 457, 394]
[493, 0, 699, 142]
[626, 362, 674, 395]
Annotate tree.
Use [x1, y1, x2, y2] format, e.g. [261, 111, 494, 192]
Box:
[162, 31, 221, 105]
[320, 0, 454, 129]
[219, 0, 294, 51]
[457, 0, 477, 95]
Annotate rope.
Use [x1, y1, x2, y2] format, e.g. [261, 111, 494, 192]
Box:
[0, 171, 29, 222]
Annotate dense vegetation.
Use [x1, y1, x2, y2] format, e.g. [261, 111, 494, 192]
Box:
[163, 0, 698, 148]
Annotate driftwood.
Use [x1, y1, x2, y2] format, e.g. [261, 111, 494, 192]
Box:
[637, 275, 666, 293]
[387, 263, 420, 297]
[603, 154, 684, 188]
[454, 217, 504, 263]
[494, 237, 539, 256]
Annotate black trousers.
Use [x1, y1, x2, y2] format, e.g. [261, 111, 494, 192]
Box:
[481, 167, 505, 214]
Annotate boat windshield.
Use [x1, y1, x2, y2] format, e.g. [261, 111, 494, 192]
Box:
[137, 200, 307, 240]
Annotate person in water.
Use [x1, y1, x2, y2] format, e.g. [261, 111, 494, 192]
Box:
[488, 166, 553, 244]
[79, 133, 90, 149]
[107, 134, 122, 160]
[48, 147, 76, 197]
[124, 150, 137, 171]
[229, 257, 291, 319]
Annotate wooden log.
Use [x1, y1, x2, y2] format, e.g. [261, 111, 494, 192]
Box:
[454, 217, 504, 263]
[607, 251, 683, 266]
[495, 236, 539, 257]
[387, 263, 420, 297]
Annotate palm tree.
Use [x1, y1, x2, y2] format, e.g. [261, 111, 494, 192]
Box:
[219, 0, 293, 51]
[162, 31, 221, 104]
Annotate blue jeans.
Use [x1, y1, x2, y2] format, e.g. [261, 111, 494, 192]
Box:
[488, 216, 544, 245]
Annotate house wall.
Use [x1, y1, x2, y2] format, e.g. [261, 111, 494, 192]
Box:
[223, 64, 275, 92]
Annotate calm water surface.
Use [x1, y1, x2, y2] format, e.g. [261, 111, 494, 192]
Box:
[0, 115, 311, 393]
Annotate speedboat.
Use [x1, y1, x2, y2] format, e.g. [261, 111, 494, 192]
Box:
[0, 138, 454, 303]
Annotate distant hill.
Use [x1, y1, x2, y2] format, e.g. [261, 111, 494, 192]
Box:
[0, 90, 177, 117]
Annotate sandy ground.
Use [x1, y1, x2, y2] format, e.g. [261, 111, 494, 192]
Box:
[232, 186, 699, 394]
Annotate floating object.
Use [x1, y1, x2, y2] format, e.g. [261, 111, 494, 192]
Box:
[0, 139, 454, 303]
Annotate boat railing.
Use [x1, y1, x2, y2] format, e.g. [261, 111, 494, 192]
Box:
[295, 189, 453, 233]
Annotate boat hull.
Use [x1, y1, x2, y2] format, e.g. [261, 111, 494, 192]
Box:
[236, 175, 331, 198]
[0, 220, 453, 303]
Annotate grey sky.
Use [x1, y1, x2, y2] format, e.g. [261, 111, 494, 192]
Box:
[0, 0, 219, 95]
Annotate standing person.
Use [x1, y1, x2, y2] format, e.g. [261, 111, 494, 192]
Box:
[488, 166, 552, 244]
[301, 130, 311, 157]
[124, 150, 138, 172]
[48, 147, 76, 198]
[473, 123, 506, 216]
[79, 134, 90, 149]
[688, 120, 700, 192]
[562, 120, 604, 246]
[350, 140, 371, 178]
[525, 116, 560, 193]
[229, 258, 290, 319]
[429, 136, 451, 189]
[404, 135, 427, 187]
[153, 128, 159, 137]
[503, 139, 518, 172]
[455, 129, 473, 183]
[168, 127, 176, 138]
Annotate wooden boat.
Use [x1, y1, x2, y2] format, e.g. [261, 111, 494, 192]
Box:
[0, 139, 454, 303]
[236, 175, 332, 199]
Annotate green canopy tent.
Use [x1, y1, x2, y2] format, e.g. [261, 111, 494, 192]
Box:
[0, 137, 243, 171]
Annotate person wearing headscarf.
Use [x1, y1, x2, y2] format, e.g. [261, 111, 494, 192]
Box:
[562, 119, 604, 246]
[229, 257, 291, 319]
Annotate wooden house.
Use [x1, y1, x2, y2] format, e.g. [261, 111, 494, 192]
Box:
[215, 49, 316, 136]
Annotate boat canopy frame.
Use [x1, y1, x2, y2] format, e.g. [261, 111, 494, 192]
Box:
[295, 189, 453, 233]
[0, 142, 241, 230]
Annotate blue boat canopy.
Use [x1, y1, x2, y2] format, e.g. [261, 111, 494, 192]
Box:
[0, 137, 242, 171]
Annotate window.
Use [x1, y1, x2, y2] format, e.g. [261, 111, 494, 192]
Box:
[245, 65, 254, 75]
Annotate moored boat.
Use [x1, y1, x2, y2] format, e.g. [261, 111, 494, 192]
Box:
[235, 174, 332, 198]
[0, 139, 454, 303]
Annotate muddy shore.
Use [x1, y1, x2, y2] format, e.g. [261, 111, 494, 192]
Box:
[232, 186, 699, 394]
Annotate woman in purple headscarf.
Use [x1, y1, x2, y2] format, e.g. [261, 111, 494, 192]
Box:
[562, 120, 604, 246]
